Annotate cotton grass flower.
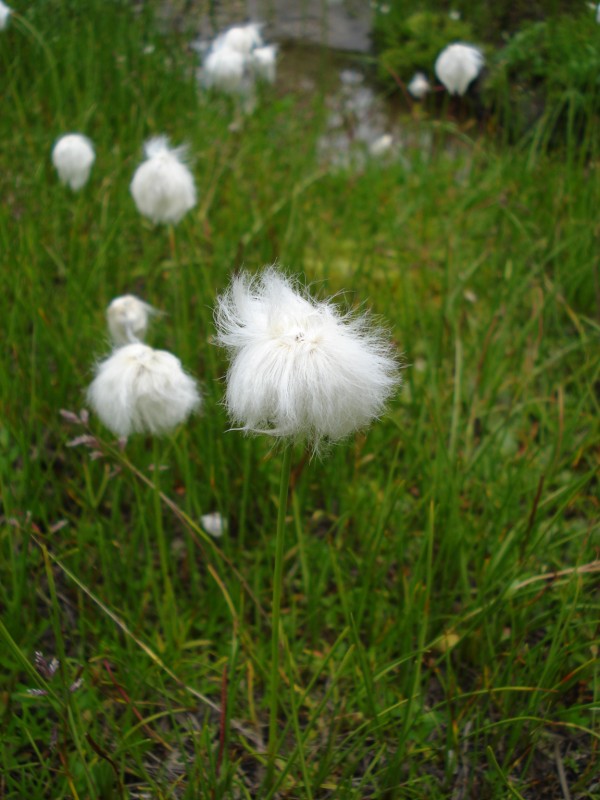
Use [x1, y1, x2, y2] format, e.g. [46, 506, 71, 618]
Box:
[408, 72, 431, 100]
[0, 1, 11, 30]
[106, 294, 157, 346]
[250, 44, 278, 84]
[435, 43, 484, 96]
[369, 134, 393, 158]
[87, 343, 201, 437]
[202, 46, 247, 93]
[215, 268, 400, 773]
[51, 134, 95, 191]
[201, 22, 276, 97]
[214, 268, 400, 453]
[130, 136, 196, 225]
[218, 23, 263, 56]
[200, 512, 228, 538]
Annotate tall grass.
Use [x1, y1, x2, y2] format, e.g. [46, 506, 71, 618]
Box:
[1, 1, 598, 798]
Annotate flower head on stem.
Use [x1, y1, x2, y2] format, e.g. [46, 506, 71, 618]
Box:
[214, 266, 401, 786]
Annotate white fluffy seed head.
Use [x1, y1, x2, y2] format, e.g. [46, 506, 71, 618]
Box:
[214, 268, 400, 453]
[0, 1, 11, 30]
[250, 45, 277, 84]
[51, 133, 95, 191]
[369, 134, 393, 157]
[434, 43, 484, 96]
[408, 72, 431, 100]
[130, 136, 197, 225]
[87, 343, 201, 437]
[218, 23, 263, 56]
[202, 22, 275, 96]
[202, 47, 246, 93]
[106, 294, 157, 346]
[200, 512, 228, 538]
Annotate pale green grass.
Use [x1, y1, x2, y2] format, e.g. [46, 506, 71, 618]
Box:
[0, 2, 598, 798]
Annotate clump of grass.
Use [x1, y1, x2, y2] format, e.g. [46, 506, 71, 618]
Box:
[485, 13, 600, 157]
[1, 1, 598, 798]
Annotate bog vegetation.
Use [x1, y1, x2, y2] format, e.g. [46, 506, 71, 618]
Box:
[0, 1, 598, 798]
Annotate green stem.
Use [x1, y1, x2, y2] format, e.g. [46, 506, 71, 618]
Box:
[13, 13, 64, 126]
[238, 438, 252, 550]
[267, 445, 293, 783]
[152, 440, 175, 609]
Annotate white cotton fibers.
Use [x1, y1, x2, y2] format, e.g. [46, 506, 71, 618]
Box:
[52, 133, 95, 191]
[106, 295, 157, 346]
[201, 22, 277, 95]
[0, 1, 12, 30]
[214, 268, 400, 452]
[130, 136, 197, 225]
[202, 47, 247, 93]
[87, 343, 201, 437]
[408, 72, 431, 100]
[435, 43, 484, 96]
[200, 512, 228, 538]
[250, 45, 278, 84]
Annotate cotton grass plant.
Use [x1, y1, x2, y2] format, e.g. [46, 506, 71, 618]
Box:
[87, 343, 201, 438]
[214, 266, 400, 778]
[250, 44, 278, 84]
[106, 294, 158, 347]
[216, 23, 264, 57]
[408, 71, 431, 99]
[434, 42, 484, 96]
[202, 46, 247, 94]
[130, 136, 197, 225]
[200, 21, 277, 101]
[51, 133, 95, 191]
[86, 295, 202, 614]
[89, 292, 200, 437]
[215, 268, 399, 452]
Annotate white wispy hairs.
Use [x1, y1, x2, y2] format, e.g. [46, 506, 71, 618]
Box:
[201, 22, 276, 96]
[217, 23, 263, 56]
[87, 343, 201, 437]
[250, 44, 278, 84]
[106, 294, 157, 346]
[0, 1, 11, 30]
[435, 43, 484, 96]
[202, 47, 246, 93]
[200, 512, 228, 538]
[214, 268, 400, 452]
[408, 72, 431, 100]
[51, 133, 95, 191]
[130, 136, 196, 225]
[369, 134, 393, 157]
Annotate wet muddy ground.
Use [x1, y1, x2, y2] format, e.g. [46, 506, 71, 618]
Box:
[158, 0, 373, 52]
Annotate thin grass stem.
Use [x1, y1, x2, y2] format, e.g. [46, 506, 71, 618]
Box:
[267, 444, 294, 785]
[151, 440, 175, 612]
